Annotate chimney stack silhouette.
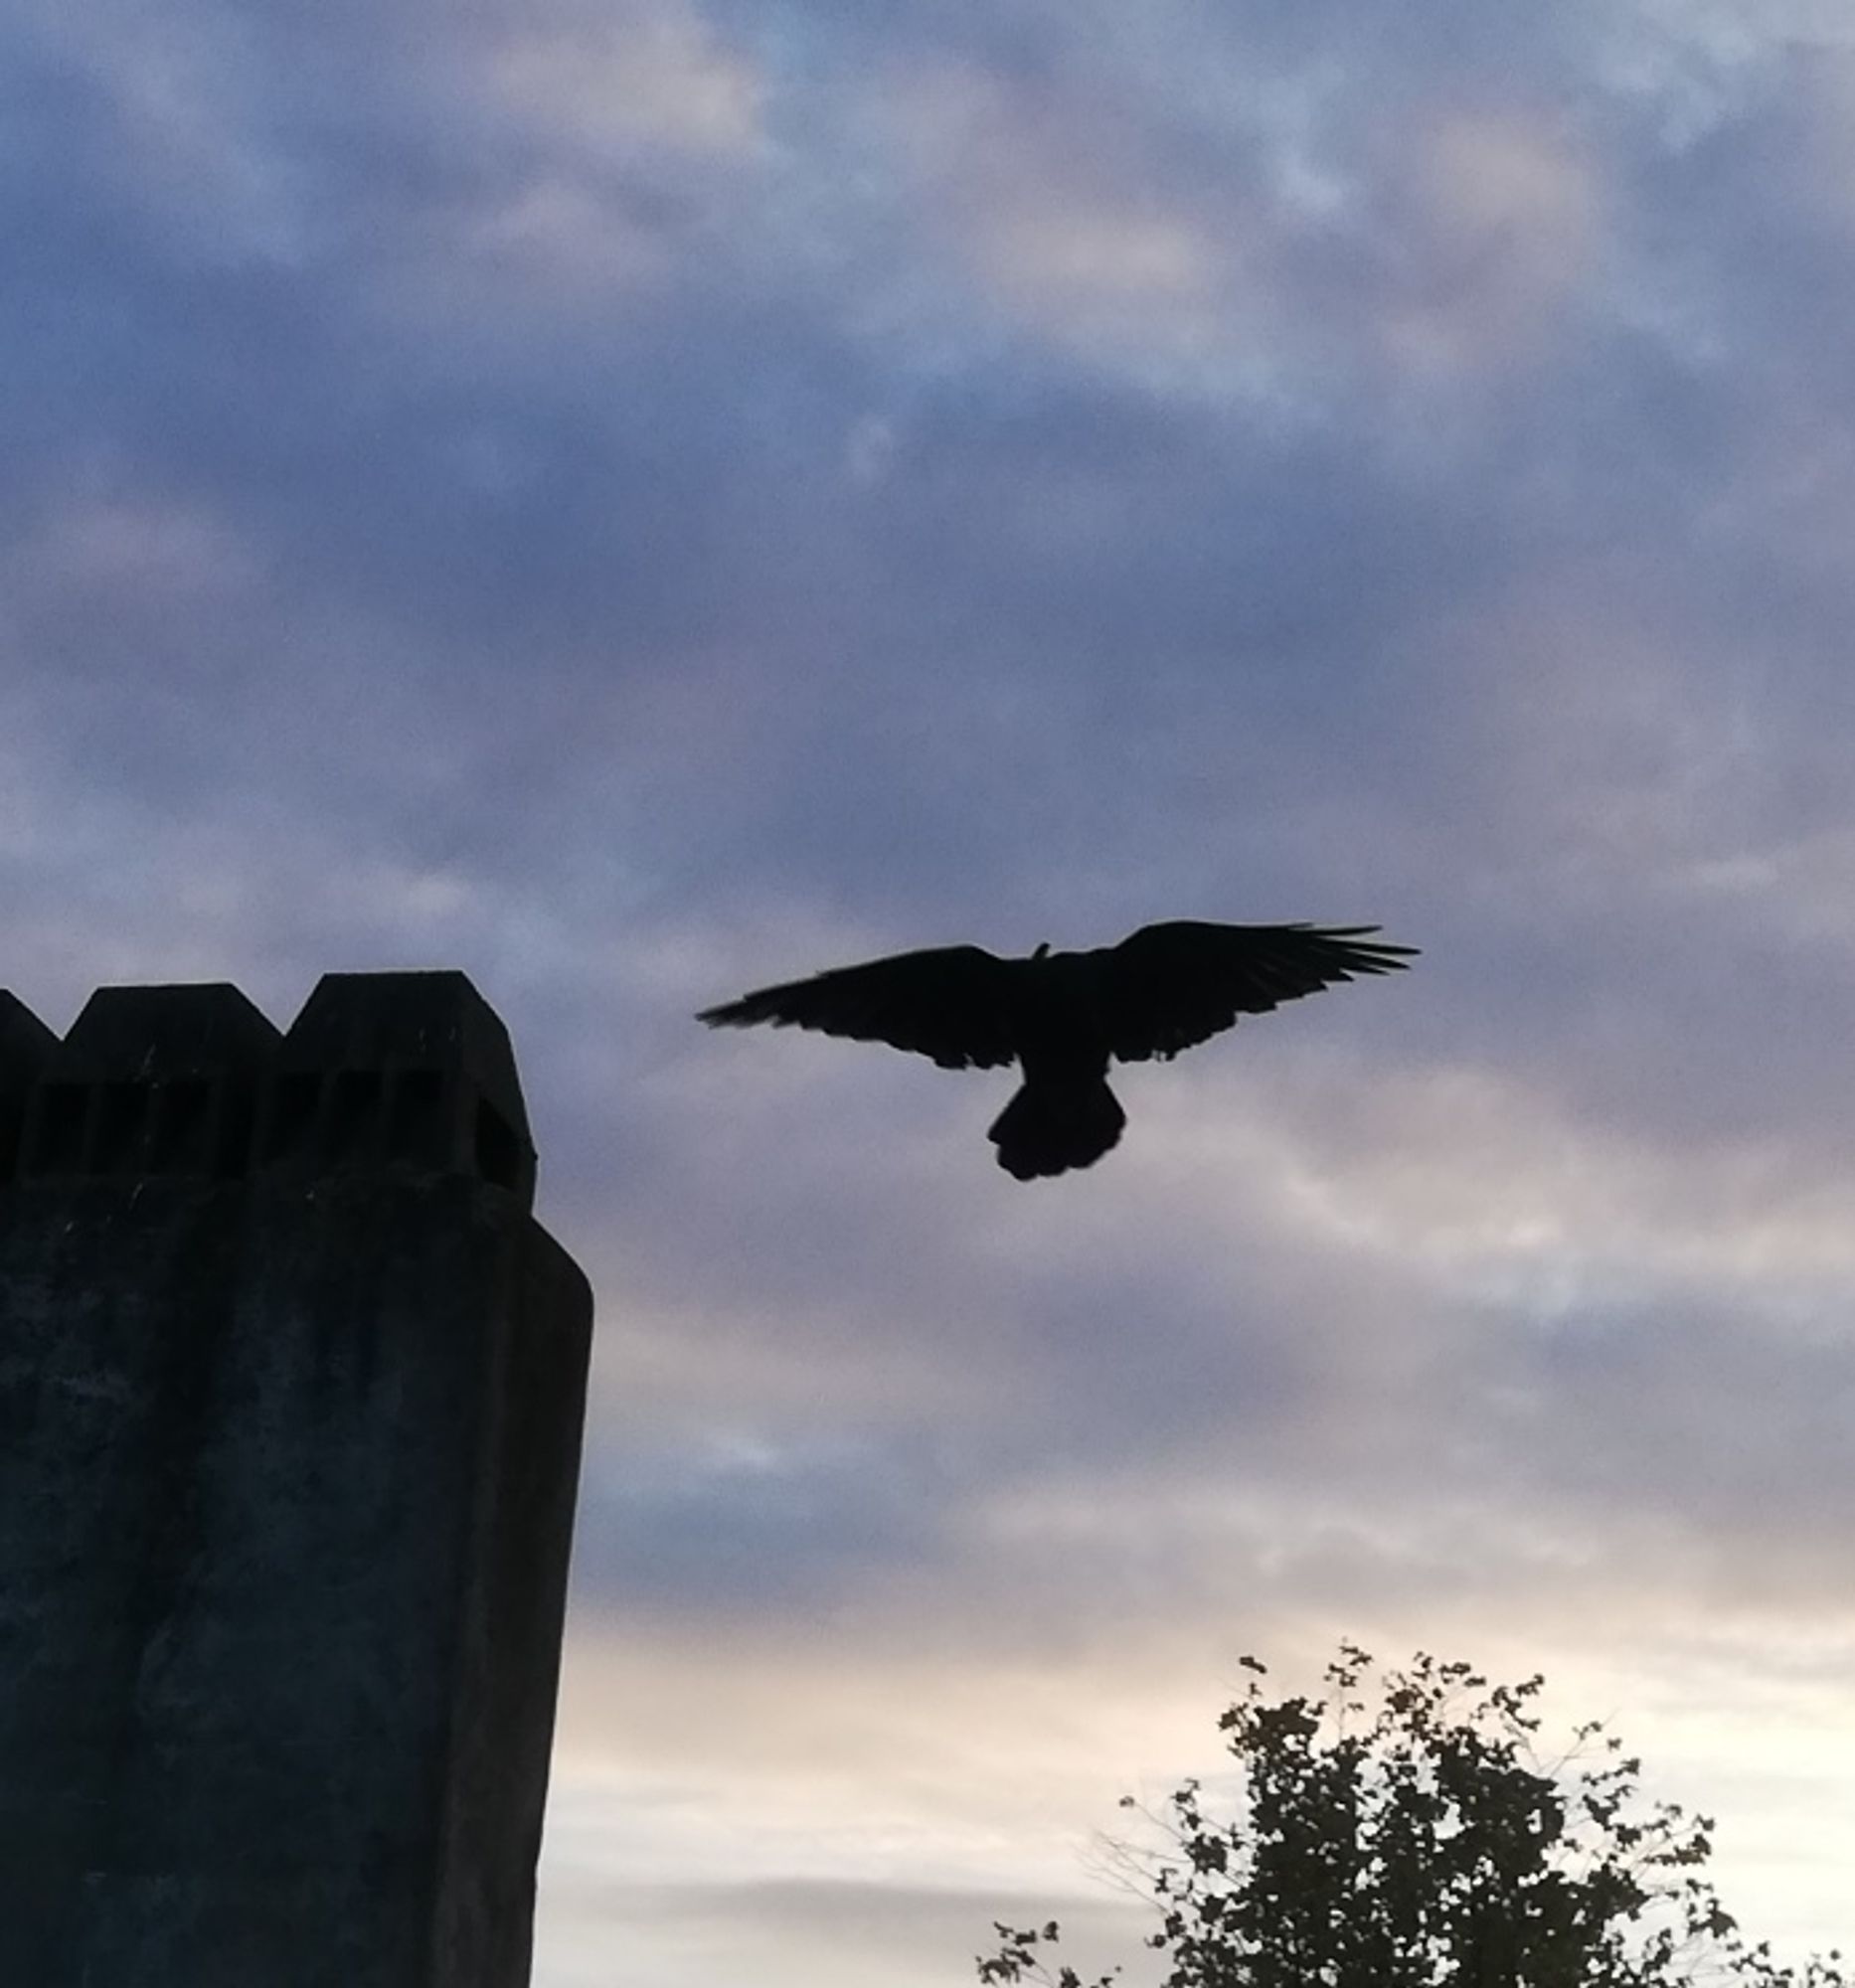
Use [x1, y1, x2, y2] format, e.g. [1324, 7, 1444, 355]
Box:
[0, 972, 593, 1988]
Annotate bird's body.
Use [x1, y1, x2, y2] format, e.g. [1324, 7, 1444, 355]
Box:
[698, 920, 1415, 1178]
[986, 948, 1124, 1176]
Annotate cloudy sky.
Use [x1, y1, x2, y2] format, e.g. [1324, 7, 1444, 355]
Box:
[10, 0, 1855, 1979]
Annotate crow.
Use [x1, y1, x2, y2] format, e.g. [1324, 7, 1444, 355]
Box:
[697, 920, 1416, 1180]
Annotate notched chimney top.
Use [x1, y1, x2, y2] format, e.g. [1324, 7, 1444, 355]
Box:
[259, 971, 535, 1205]
[59, 983, 281, 1079]
[0, 972, 537, 1207]
[280, 972, 531, 1148]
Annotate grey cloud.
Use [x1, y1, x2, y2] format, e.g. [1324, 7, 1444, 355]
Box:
[573, 1435, 957, 1610]
[1479, 1297, 1855, 1550]
[11, 0, 1828, 988]
[564, 996, 1855, 1638]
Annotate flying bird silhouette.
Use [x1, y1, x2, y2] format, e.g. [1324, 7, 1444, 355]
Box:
[697, 919, 1417, 1180]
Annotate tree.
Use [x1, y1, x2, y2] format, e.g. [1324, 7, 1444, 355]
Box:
[977, 1644, 1847, 1988]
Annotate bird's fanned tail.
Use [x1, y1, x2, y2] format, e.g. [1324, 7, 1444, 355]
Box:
[987, 1078, 1126, 1181]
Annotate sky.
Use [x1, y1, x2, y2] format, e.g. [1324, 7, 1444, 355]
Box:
[7, 0, 1855, 1980]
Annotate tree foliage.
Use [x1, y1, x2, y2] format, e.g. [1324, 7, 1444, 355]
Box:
[978, 1645, 1846, 1988]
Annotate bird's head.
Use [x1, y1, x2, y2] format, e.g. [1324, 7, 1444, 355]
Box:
[1032, 941, 1051, 960]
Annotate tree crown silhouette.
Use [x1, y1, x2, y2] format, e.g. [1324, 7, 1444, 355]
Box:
[978, 1644, 1847, 1988]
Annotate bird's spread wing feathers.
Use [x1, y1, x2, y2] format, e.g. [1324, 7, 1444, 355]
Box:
[1097, 920, 1416, 1064]
[696, 944, 1019, 1070]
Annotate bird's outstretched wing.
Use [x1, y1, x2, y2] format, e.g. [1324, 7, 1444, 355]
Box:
[1098, 921, 1416, 1064]
[697, 944, 1019, 1070]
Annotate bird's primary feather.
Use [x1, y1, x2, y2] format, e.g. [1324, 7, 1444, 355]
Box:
[695, 942, 1018, 1070]
[1096, 920, 1415, 1064]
